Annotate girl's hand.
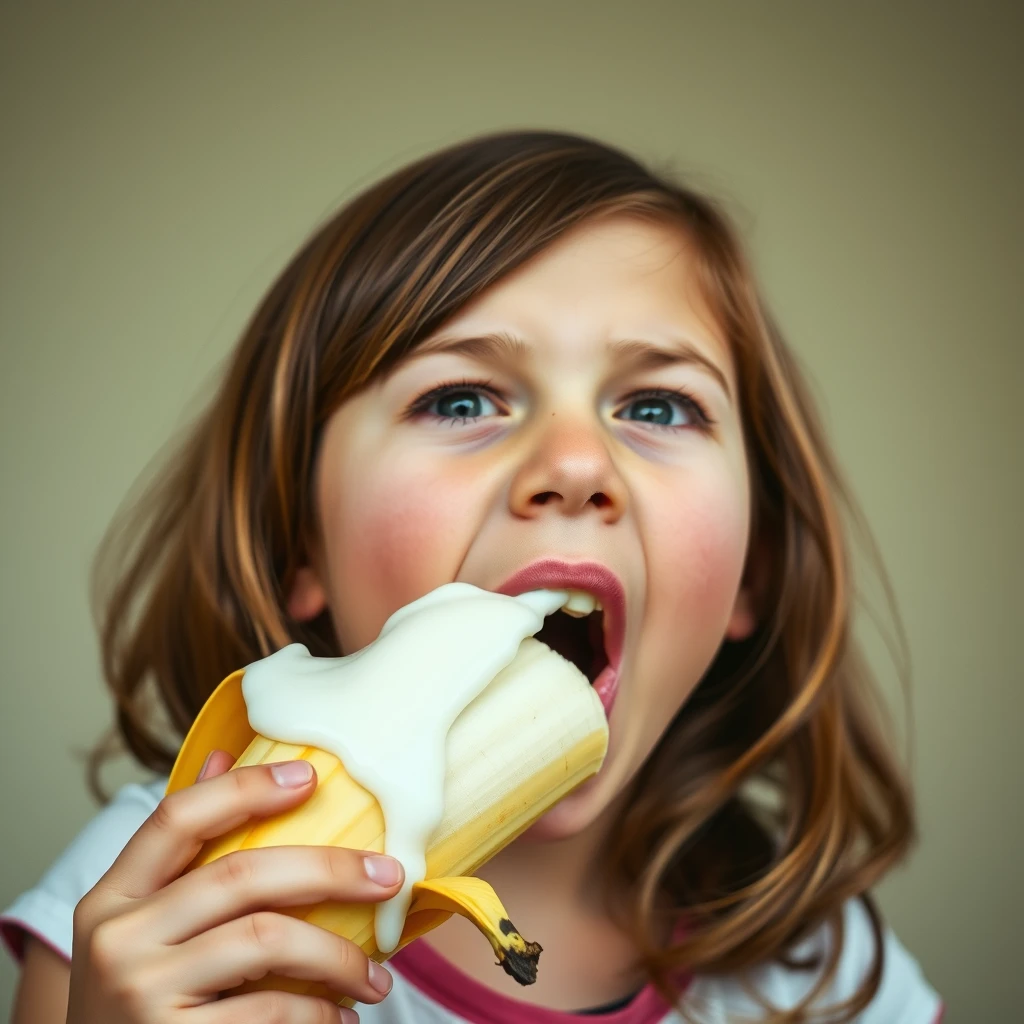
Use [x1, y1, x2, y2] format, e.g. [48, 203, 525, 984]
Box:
[66, 751, 402, 1024]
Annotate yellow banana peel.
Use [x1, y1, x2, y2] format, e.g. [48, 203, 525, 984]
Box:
[166, 638, 607, 1005]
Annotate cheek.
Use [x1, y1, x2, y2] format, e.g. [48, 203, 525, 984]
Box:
[322, 449, 484, 647]
[662, 494, 748, 614]
[640, 467, 750, 672]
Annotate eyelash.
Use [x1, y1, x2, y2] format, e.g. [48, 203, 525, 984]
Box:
[406, 377, 716, 431]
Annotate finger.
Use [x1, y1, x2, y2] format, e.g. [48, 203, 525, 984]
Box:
[195, 748, 236, 783]
[139, 845, 404, 944]
[187, 990, 360, 1023]
[168, 911, 392, 1006]
[97, 761, 318, 901]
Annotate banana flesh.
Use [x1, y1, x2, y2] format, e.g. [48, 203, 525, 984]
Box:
[166, 635, 609, 1004]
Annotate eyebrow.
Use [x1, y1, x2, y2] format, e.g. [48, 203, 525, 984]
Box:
[606, 338, 732, 400]
[413, 331, 733, 401]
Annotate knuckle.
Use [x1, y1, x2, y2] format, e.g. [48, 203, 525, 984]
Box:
[316, 999, 346, 1024]
[150, 792, 187, 837]
[71, 894, 99, 940]
[85, 920, 159, 1015]
[228, 764, 251, 796]
[215, 849, 257, 889]
[258, 993, 291, 1024]
[336, 937, 374, 990]
[110, 968, 154, 1016]
[333, 935, 355, 975]
[244, 911, 287, 951]
[232, 763, 270, 799]
[87, 918, 127, 973]
[321, 846, 353, 890]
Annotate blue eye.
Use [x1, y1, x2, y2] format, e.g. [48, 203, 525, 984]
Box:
[411, 382, 503, 424]
[622, 396, 675, 426]
[435, 390, 494, 420]
[408, 380, 712, 432]
[616, 390, 708, 429]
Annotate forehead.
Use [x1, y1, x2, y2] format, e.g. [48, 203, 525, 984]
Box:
[438, 214, 728, 361]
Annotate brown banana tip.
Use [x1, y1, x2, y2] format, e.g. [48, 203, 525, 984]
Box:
[496, 919, 543, 985]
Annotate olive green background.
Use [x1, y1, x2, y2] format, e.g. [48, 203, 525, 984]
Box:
[2, 3, 1020, 1020]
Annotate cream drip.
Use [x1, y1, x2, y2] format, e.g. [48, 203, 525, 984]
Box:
[241, 583, 569, 952]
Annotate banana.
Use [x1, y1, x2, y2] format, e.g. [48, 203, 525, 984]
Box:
[165, 635, 608, 1006]
[406, 876, 543, 984]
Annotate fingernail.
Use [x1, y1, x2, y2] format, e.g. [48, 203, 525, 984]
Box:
[368, 960, 392, 996]
[339, 1008, 360, 1023]
[270, 760, 313, 787]
[195, 751, 214, 783]
[364, 855, 403, 887]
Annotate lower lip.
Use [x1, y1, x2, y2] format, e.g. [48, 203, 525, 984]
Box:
[591, 663, 620, 718]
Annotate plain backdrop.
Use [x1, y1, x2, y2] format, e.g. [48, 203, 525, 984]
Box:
[2, 3, 1021, 1020]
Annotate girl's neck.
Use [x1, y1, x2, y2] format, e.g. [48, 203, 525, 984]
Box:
[421, 793, 648, 1012]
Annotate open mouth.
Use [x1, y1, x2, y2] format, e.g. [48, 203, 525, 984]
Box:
[495, 560, 625, 719]
[534, 606, 609, 685]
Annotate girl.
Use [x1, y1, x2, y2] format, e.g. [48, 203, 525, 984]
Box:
[3, 130, 942, 1023]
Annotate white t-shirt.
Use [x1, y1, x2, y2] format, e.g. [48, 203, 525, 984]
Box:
[2, 779, 943, 1023]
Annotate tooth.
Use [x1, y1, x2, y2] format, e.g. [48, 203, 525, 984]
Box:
[561, 590, 598, 617]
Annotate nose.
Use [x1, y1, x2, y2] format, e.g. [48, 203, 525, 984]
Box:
[507, 417, 628, 524]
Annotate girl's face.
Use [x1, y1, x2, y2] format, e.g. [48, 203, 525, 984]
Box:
[289, 215, 757, 837]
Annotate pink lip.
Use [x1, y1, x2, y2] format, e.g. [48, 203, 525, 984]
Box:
[495, 558, 625, 719]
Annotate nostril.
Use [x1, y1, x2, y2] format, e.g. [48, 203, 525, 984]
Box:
[530, 491, 610, 508]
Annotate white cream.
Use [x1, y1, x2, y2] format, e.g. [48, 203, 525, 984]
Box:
[241, 583, 569, 953]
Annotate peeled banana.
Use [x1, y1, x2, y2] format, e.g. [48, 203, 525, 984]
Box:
[165, 636, 608, 1006]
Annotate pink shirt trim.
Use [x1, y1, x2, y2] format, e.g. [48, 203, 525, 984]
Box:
[0, 918, 70, 965]
[390, 937, 688, 1024]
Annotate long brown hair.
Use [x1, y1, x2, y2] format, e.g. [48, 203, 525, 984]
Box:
[90, 130, 914, 1022]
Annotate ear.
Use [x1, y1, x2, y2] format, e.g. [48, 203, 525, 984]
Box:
[724, 532, 772, 641]
[286, 565, 328, 622]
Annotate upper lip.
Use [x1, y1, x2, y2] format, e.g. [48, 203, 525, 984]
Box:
[494, 558, 625, 674]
